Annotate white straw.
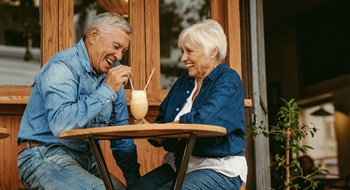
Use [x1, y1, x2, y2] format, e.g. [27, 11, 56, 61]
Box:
[128, 77, 135, 91]
[143, 67, 155, 91]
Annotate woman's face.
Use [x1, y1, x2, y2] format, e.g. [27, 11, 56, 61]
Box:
[88, 26, 130, 74]
[180, 37, 217, 80]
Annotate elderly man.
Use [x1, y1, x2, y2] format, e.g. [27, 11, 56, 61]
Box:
[17, 12, 140, 190]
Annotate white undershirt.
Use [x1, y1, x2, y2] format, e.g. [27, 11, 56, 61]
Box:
[162, 80, 248, 183]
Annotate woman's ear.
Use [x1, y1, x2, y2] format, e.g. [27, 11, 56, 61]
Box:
[211, 48, 219, 59]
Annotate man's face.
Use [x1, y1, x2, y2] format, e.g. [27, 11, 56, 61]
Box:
[88, 26, 130, 74]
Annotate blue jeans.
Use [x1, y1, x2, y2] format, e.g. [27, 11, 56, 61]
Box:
[126, 164, 242, 190]
[17, 143, 125, 190]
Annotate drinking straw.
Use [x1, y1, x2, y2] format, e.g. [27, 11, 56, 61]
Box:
[128, 77, 135, 91]
[144, 67, 155, 91]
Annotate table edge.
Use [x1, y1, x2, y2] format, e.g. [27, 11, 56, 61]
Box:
[58, 123, 226, 139]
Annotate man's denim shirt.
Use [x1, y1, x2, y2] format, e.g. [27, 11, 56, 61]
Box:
[155, 63, 246, 158]
[17, 39, 140, 183]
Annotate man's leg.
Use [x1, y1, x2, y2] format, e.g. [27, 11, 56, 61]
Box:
[18, 144, 116, 190]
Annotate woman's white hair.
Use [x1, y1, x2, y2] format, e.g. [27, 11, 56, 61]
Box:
[177, 19, 227, 62]
[83, 12, 132, 39]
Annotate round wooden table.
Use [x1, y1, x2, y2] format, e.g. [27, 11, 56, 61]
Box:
[59, 123, 226, 190]
[0, 128, 10, 139]
[58, 123, 226, 139]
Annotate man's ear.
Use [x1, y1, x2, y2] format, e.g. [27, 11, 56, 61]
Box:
[89, 27, 99, 45]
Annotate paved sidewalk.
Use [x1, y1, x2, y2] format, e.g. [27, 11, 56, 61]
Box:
[0, 45, 40, 86]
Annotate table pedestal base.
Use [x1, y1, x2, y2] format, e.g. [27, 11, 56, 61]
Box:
[88, 132, 197, 190]
[172, 132, 197, 190]
[88, 136, 114, 190]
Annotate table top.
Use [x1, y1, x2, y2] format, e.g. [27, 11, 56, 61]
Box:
[58, 123, 226, 140]
[0, 127, 10, 139]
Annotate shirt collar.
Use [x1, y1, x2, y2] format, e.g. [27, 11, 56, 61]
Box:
[207, 62, 228, 81]
[76, 38, 93, 73]
[186, 62, 229, 84]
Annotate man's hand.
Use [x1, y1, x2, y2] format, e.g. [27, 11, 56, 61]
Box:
[105, 65, 132, 93]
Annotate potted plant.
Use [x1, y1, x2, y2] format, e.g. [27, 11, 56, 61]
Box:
[250, 98, 328, 190]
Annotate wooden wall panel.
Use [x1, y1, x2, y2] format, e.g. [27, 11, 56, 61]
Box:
[58, 0, 74, 50]
[211, 0, 225, 26]
[42, 0, 73, 64]
[0, 87, 31, 105]
[0, 115, 26, 190]
[145, 0, 162, 104]
[129, 0, 146, 90]
[41, 0, 59, 65]
[211, 0, 242, 77]
[225, 0, 242, 77]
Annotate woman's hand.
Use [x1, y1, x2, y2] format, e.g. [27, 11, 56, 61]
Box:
[134, 118, 149, 124]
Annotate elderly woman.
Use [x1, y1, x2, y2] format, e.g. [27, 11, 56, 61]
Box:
[127, 19, 247, 190]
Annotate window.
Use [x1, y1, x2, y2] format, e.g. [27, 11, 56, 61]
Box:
[298, 103, 338, 175]
[0, 0, 41, 86]
[159, 0, 210, 89]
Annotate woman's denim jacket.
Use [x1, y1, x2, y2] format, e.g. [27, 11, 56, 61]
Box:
[155, 63, 246, 158]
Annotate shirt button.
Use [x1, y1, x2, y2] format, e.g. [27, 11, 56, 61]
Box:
[106, 99, 110, 103]
[176, 108, 179, 111]
[187, 91, 190, 94]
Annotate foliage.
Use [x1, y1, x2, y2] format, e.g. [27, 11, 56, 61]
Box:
[250, 98, 329, 190]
